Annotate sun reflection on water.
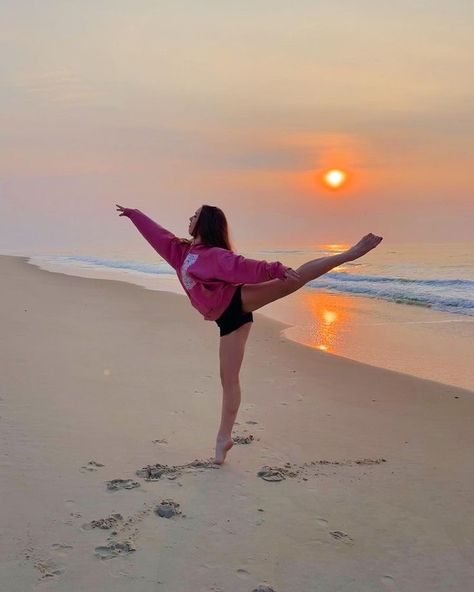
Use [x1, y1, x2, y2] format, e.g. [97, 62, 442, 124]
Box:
[296, 292, 352, 353]
[322, 243, 350, 253]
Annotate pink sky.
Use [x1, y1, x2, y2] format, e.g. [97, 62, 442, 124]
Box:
[1, 1, 473, 251]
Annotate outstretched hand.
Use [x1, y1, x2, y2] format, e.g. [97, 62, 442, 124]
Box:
[116, 204, 128, 217]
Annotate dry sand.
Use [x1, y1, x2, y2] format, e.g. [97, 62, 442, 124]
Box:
[1, 254, 473, 592]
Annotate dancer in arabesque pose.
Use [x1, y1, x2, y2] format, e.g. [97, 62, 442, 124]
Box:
[116, 204, 383, 464]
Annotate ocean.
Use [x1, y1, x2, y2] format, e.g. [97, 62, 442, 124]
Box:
[4, 241, 473, 392]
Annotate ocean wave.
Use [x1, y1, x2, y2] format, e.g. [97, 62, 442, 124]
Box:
[310, 272, 474, 317]
[50, 255, 175, 276]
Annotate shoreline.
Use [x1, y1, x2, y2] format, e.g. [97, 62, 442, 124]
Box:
[22, 253, 474, 393]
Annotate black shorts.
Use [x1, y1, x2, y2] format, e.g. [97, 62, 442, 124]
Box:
[215, 284, 253, 337]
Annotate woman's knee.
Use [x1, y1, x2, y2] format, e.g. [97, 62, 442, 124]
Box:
[220, 372, 240, 390]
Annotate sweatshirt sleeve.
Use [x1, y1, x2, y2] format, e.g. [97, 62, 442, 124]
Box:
[189, 248, 287, 284]
[122, 208, 187, 269]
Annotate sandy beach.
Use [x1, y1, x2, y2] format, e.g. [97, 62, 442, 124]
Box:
[1, 253, 473, 591]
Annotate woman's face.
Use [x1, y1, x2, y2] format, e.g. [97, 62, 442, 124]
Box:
[188, 206, 202, 236]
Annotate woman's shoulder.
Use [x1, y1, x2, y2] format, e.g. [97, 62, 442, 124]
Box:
[202, 245, 236, 256]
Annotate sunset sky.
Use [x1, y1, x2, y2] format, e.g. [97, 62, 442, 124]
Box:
[1, 1, 473, 251]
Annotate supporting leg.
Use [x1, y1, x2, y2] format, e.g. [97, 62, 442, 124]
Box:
[215, 322, 252, 464]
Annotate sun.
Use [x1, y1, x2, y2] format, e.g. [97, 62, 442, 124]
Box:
[323, 169, 347, 189]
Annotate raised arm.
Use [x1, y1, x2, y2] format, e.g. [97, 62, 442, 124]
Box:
[117, 206, 187, 269]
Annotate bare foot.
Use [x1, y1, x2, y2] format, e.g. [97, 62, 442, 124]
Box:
[214, 438, 234, 465]
[345, 233, 383, 262]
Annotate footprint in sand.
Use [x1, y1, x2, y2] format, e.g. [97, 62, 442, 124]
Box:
[94, 541, 135, 560]
[50, 543, 73, 558]
[246, 420, 258, 425]
[330, 530, 353, 543]
[94, 503, 153, 559]
[257, 467, 286, 482]
[136, 463, 182, 480]
[63, 499, 82, 523]
[82, 514, 123, 530]
[106, 479, 140, 491]
[252, 586, 276, 592]
[155, 499, 183, 519]
[256, 458, 387, 483]
[235, 568, 250, 580]
[316, 517, 329, 527]
[257, 464, 301, 482]
[69, 512, 82, 519]
[233, 434, 255, 445]
[80, 460, 105, 472]
[34, 559, 64, 580]
[381, 575, 399, 591]
[136, 459, 219, 481]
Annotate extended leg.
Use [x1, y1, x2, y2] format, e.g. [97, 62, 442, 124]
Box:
[215, 322, 252, 464]
[241, 233, 382, 314]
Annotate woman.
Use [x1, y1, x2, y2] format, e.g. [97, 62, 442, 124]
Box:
[116, 204, 383, 464]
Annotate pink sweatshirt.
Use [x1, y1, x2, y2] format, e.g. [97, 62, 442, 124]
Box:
[122, 208, 287, 321]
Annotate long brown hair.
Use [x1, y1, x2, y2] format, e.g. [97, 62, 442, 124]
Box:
[179, 205, 234, 251]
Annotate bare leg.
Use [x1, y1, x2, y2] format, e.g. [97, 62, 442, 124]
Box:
[296, 252, 347, 284]
[215, 322, 252, 464]
[241, 233, 383, 314]
[297, 233, 383, 283]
